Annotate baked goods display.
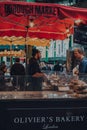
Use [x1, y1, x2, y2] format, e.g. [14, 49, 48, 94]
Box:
[69, 79, 87, 91]
[42, 73, 87, 98]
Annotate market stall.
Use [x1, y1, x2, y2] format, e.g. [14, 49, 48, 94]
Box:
[0, 2, 87, 130]
[0, 91, 87, 130]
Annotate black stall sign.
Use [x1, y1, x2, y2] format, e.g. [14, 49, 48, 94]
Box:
[2, 107, 87, 130]
[74, 25, 87, 45]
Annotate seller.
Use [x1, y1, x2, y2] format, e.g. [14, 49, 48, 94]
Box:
[28, 49, 46, 91]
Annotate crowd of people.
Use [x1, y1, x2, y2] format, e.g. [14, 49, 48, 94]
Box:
[0, 47, 87, 91]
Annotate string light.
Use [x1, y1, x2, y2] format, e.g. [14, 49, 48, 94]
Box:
[66, 29, 69, 33]
[74, 19, 83, 26]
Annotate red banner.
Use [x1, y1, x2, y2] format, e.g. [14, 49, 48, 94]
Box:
[0, 1, 87, 24]
[0, 2, 59, 17]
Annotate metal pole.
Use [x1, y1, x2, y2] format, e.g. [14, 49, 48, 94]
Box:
[45, 46, 48, 62]
[25, 44, 32, 68]
[1, 57, 3, 63]
[10, 41, 13, 66]
[69, 35, 73, 49]
[25, 15, 34, 74]
[54, 40, 56, 64]
[25, 26, 32, 74]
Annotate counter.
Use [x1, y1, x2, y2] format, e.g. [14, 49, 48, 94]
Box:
[0, 91, 87, 130]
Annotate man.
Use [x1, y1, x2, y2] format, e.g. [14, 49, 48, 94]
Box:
[53, 61, 61, 72]
[74, 48, 87, 74]
[0, 61, 7, 74]
[28, 49, 46, 91]
[10, 58, 25, 90]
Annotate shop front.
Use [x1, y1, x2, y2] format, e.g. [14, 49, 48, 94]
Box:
[0, 91, 87, 130]
[0, 2, 87, 130]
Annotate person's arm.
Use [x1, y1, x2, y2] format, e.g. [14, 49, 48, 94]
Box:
[32, 72, 44, 77]
[79, 61, 87, 73]
[32, 72, 48, 82]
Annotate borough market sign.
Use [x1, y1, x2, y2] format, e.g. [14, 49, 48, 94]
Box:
[0, 1, 87, 25]
[0, 2, 59, 16]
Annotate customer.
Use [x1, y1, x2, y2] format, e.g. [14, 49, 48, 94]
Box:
[28, 49, 46, 91]
[10, 58, 25, 90]
[0, 61, 7, 74]
[0, 61, 7, 89]
[74, 48, 87, 74]
[0, 65, 5, 89]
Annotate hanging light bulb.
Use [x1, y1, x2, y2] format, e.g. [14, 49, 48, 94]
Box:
[75, 19, 82, 26]
[66, 29, 69, 33]
[29, 20, 34, 28]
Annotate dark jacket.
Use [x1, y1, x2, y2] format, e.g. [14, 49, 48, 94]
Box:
[10, 63, 25, 76]
[28, 57, 43, 91]
[28, 57, 41, 76]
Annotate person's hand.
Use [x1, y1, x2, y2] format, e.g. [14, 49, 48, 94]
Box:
[74, 70, 79, 75]
[73, 67, 79, 76]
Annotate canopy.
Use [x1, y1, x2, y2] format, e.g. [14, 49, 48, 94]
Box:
[0, 2, 86, 46]
[0, 2, 86, 23]
[0, 15, 74, 42]
[0, 36, 50, 46]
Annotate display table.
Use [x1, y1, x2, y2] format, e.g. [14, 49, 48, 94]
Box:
[0, 91, 87, 130]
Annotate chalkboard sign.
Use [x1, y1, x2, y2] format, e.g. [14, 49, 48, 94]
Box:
[74, 25, 87, 45]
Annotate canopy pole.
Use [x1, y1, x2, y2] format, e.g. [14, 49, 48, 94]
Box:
[54, 40, 56, 64]
[25, 28, 32, 74]
[25, 45, 32, 71]
[10, 42, 13, 66]
[45, 46, 48, 62]
[0, 57, 3, 63]
[69, 35, 73, 49]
